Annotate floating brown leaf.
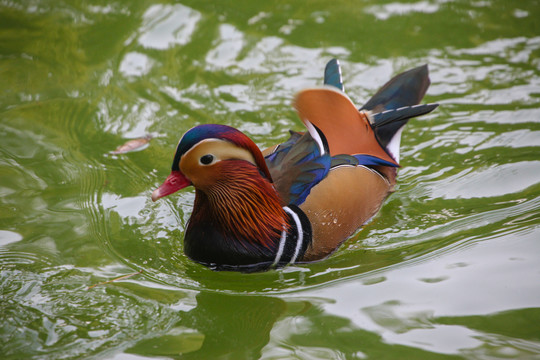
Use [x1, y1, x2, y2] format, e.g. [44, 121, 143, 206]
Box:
[110, 135, 152, 154]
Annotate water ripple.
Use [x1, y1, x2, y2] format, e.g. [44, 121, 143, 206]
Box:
[1, 0, 540, 358]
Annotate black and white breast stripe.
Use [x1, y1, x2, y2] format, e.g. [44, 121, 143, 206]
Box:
[272, 204, 312, 268]
[208, 204, 312, 272]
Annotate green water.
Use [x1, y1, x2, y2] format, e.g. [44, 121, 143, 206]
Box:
[1, 0, 540, 358]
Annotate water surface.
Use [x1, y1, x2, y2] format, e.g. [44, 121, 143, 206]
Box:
[1, 0, 540, 358]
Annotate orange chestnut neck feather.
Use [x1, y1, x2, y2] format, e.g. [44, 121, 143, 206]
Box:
[190, 160, 288, 249]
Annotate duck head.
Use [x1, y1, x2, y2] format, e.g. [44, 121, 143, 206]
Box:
[152, 124, 287, 262]
[151, 124, 273, 201]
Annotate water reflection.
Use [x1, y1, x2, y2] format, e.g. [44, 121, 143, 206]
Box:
[119, 52, 154, 77]
[126, 292, 286, 358]
[0, 230, 23, 245]
[1, 0, 540, 358]
[138, 4, 201, 50]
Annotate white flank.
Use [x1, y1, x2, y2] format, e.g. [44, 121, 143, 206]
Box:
[386, 126, 404, 163]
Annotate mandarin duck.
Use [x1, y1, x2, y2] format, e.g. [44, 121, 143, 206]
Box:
[152, 59, 438, 271]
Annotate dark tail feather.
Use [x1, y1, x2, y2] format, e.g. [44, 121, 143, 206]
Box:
[361, 64, 431, 113]
[324, 59, 344, 91]
[371, 103, 438, 150]
[371, 103, 439, 127]
[360, 65, 436, 152]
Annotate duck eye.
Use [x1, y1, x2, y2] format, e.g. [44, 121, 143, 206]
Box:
[199, 154, 214, 165]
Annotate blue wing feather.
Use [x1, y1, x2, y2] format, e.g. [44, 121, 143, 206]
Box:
[324, 59, 344, 91]
[265, 132, 330, 206]
[330, 154, 398, 169]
